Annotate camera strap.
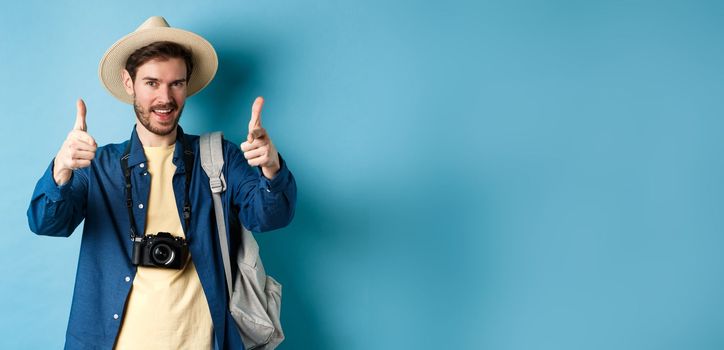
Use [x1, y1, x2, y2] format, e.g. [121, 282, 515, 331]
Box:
[120, 129, 194, 241]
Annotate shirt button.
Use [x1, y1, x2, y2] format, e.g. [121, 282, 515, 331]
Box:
[266, 188, 271, 193]
[143, 172, 148, 176]
[125, 276, 131, 282]
[139, 163, 145, 168]
[138, 203, 144, 209]
[113, 314, 119, 320]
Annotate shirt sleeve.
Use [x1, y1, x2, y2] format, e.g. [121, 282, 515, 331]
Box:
[27, 158, 89, 237]
[225, 140, 297, 233]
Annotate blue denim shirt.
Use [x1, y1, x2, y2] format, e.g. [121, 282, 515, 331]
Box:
[27, 126, 297, 349]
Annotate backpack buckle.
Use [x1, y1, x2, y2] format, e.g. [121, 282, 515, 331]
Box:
[209, 174, 226, 193]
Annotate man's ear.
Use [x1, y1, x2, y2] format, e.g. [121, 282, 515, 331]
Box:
[121, 69, 134, 96]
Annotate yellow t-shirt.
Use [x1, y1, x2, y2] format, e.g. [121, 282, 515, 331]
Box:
[115, 144, 213, 350]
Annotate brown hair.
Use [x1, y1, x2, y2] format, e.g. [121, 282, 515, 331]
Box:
[125, 41, 194, 82]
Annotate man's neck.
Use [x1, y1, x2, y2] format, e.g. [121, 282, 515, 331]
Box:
[136, 122, 177, 147]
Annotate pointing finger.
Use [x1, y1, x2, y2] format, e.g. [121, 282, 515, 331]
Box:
[74, 99, 87, 131]
[248, 96, 264, 134]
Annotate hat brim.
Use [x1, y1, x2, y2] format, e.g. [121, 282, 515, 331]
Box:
[98, 27, 218, 104]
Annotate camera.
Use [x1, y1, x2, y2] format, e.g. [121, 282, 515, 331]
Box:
[132, 232, 189, 269]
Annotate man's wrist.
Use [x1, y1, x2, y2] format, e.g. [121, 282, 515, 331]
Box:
[261, 163, 280, 180]
[53, 160, 72, 186]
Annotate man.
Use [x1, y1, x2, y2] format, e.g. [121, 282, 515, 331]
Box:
[27, 16, 296, 349]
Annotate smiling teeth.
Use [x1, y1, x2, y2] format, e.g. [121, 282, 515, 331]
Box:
[155, 109, 171, 113]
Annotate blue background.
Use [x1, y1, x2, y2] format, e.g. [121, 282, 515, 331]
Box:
[2, 0, 724, 349]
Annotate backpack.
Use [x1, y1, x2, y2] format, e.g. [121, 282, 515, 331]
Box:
[199, 132, 284, 350]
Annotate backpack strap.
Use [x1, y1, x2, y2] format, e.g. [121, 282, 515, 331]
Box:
[199, 132, 233, 299]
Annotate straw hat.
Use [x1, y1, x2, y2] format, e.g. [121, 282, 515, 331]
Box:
[98, 16, 218, 104]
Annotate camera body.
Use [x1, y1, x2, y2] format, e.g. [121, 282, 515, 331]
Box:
[132, 232, 189, 269]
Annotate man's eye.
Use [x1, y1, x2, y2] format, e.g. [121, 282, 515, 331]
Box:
[173, 82, 185, 87]
[145, 81, 157, 87]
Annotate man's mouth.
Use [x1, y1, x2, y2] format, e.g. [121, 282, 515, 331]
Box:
[151, 106, 176, 120]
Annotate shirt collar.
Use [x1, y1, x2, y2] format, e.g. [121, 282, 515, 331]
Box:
[126, 125, 189, 172]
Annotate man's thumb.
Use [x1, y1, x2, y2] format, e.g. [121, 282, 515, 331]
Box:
[74, 98, 87, 131]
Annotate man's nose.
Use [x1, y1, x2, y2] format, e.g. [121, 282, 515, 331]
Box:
[156, 85, 172, 103]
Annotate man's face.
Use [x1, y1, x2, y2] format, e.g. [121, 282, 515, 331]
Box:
[122, 57, 188, 136]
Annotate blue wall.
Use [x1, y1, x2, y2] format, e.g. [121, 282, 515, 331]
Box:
[2, 0, 724, 349]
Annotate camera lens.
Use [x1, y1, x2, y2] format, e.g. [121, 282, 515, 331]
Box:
[151, 243, 175, 266]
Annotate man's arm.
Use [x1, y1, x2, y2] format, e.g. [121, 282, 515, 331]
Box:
[227, 140, 297, 233]
[229, 97, 296, 232]
[27, 99, 95, 236]
[27, 160, 89, 237]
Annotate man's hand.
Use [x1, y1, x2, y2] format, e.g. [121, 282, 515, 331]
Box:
[53, 99, 97, 185]
[240, 96, 280, 180]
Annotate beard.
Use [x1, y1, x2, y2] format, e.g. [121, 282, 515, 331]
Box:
[133, 97, 184, 136]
